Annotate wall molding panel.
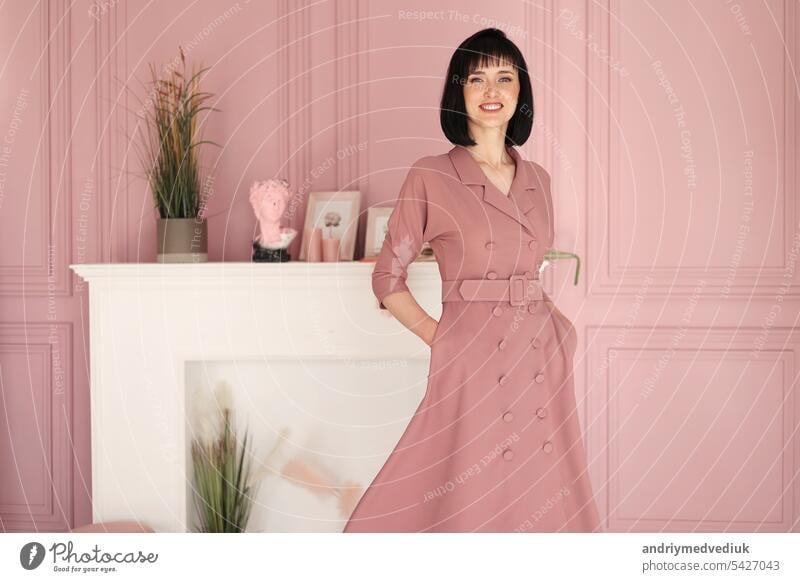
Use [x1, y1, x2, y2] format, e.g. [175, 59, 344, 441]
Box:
[586, 325, 799, 532]
[0, 323, 72, 532]
[0, 0, 71, 297]
[586, 0, 799, 298]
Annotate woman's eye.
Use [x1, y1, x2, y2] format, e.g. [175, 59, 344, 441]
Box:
[499, 77, 513, 82]
[469, 77, 482, 84]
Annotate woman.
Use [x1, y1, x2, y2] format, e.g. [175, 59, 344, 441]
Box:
[344, 28, 602, 532]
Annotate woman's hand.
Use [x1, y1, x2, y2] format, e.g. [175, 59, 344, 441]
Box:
[379, 291, 439, 346]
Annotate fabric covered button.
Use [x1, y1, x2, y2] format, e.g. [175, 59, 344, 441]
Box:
[542, 441, 553, 453]
[502, 411, 513, 423]
[531, 338, 541, 348]
[535, 373, 545, 384]
[498, 374, 507, 385]
[536, 407, 547, 419]
[498, 338, 507, 350]
[493, 305, 503, 317]
[527, 303, 537, 314]
[528, 240, 538, 249]
[487, 271, 498, 280]
[502, 449, 514, 461]
[485, 242, 496, 250]
[524, 271, 533, 278]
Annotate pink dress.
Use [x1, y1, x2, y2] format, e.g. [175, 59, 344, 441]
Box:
[343, 145, 602, 532]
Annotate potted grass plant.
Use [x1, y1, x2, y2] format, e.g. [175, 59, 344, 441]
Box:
[190, 381, 259, 533]
[135, 47, 219, 262]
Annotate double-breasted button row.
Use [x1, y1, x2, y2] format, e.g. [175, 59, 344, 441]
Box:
[496, 367, 544, 386]
[496, 336, 539, 350]
[502, 439, 550, 463]
[488, 239, 537, 250]
[485, 239, 536, 252]
[491, 299, 536, 315]
[501, 439, 551, 463]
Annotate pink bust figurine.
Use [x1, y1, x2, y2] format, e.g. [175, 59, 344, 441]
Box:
[248, 179, 298, 249]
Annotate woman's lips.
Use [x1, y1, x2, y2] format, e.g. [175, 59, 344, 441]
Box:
[479, 102, 503, 112]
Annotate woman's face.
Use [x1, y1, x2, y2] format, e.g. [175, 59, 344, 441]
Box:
[462, 59, 520, 133]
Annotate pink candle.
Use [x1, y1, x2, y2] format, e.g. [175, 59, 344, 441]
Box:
[322, 237, 340, 262]
[306, 227, 322, 262]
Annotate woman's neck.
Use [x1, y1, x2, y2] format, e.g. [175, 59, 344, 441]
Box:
[464, 126, 511, 167]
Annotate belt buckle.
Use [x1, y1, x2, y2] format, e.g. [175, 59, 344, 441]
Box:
[508, 274, 527, 306]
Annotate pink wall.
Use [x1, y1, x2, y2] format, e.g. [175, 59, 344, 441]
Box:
[1, 0, 798, 531]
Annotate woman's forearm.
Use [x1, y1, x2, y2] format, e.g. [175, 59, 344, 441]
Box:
[380, 291, 438, 346]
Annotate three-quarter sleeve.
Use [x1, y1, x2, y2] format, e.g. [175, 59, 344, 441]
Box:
[372, 165, 429, 310]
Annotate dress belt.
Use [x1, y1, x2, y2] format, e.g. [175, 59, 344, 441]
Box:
[441, 274, 543, 306]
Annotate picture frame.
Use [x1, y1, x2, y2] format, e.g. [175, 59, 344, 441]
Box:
[300, 190, 361, 261]
[363, 206, 393, 258]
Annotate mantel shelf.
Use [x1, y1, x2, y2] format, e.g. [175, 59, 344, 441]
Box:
[70, 260, 440, 285]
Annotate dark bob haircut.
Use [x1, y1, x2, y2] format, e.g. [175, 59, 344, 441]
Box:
[440, 28, 534, 147]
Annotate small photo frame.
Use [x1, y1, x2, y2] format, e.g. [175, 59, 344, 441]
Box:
[363, 206, 393, 257]
[300, 190, 361, 261]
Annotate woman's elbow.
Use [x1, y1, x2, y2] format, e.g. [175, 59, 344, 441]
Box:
[372, 269, 408, 311]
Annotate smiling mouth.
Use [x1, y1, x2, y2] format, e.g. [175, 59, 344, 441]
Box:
[479, 102, 503, 112]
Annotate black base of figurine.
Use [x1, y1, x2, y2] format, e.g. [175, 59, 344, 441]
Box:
[252, 241, 291, 263]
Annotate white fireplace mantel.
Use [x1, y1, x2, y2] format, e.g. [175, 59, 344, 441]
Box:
[71, 261, 442, 532]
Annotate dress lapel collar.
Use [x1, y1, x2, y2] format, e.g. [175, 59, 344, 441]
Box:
[448, 144, 538, 237]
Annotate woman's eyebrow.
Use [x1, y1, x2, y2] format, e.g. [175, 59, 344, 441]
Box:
[470, 68, 516, 75]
